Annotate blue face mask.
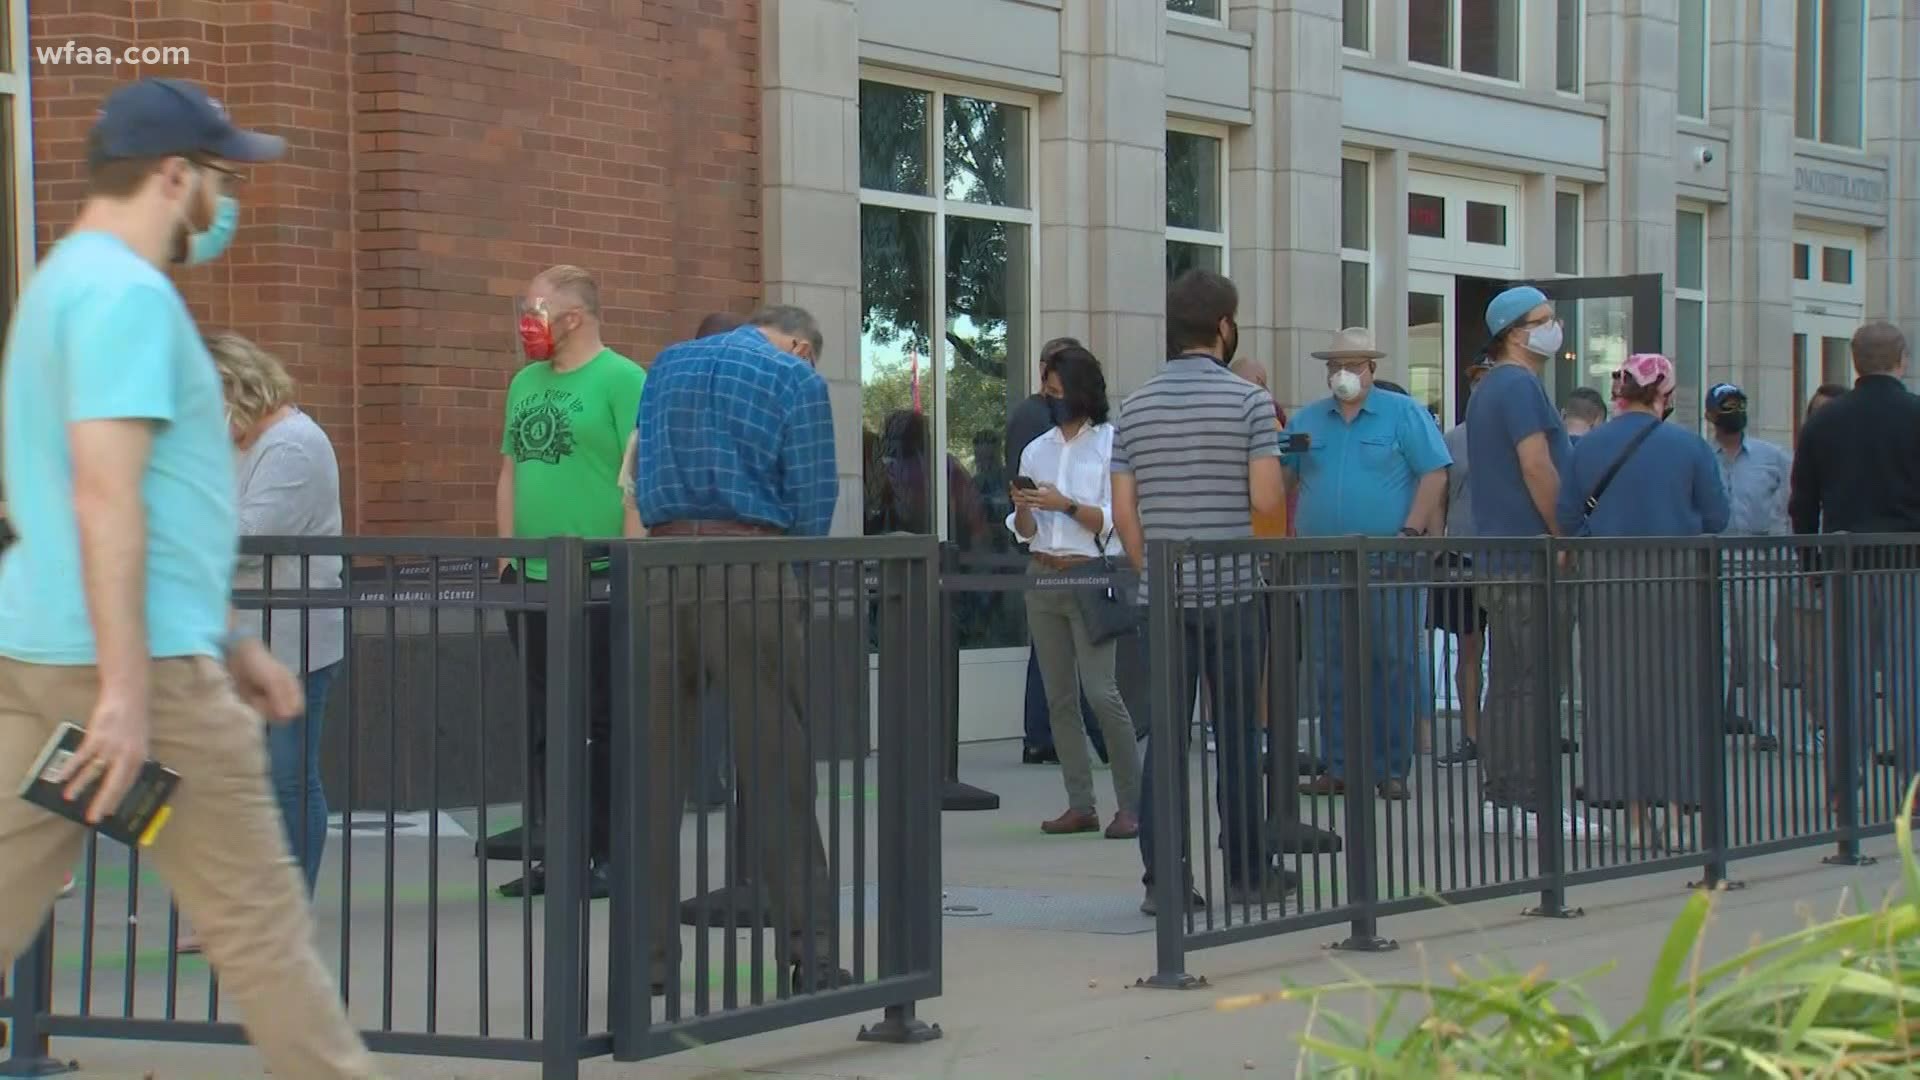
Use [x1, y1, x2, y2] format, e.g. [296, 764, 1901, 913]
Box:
[185, 194, 239, 266]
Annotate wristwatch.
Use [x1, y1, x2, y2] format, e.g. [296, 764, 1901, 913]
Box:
[1065, 500, 1080, 517]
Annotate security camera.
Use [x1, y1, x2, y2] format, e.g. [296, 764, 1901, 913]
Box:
[1693, 146, 1715, 166]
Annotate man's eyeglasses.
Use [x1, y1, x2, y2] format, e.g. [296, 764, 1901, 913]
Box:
[190, 157, 246, 186]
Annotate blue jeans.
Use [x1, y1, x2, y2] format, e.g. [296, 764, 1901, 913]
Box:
[1023, 645, 1107, 759]
[1304, 568, 1426, 783]
[1138, 601, 1265, 889]
[268, 661, 340, 895]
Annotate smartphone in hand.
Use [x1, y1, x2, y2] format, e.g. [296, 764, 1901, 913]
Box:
[1280, 432, 1312, 454]
[1012, 475, 1039, 491]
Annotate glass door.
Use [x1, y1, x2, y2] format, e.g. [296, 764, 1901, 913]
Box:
[1407, 271, 1454, 423]
[1510, 274, 1664, 410]
[1792, 311, 1859, 443]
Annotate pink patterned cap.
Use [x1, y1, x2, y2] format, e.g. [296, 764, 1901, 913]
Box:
[1616, 352, 1676, 397]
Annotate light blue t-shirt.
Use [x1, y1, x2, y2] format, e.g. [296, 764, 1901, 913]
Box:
[1283, 390, 1451, 538]
[0, 231, 237, 664]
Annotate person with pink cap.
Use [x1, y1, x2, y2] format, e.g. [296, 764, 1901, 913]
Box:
[1555, 352, 1729, 852]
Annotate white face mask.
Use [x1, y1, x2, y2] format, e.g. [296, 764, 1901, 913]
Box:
[1329, 369, 1365, 402]
[1524, 321, 1564, 358]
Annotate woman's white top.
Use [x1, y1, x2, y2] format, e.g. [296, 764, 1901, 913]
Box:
[1004, 421, 1122, 558]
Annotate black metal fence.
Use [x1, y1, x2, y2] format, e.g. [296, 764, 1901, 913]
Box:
[2, 533, 944, 1080]
[1132, 533, 1920, 987]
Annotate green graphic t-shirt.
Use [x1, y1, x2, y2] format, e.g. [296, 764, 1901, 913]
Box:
[501, 348, 647, 580]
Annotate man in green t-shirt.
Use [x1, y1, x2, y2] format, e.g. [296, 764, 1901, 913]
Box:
[494, 263, 646, 899]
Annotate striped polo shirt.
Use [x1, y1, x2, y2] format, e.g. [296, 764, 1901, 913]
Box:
[1111, 354, 1280, 606]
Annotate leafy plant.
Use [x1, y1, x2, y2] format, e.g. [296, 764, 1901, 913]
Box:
[1225, 778, 1920, 1077]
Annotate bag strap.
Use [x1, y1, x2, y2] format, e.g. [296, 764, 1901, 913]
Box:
[1583, 417, 1662, 518]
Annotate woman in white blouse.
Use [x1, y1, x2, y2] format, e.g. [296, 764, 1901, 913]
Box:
[1008, 346, 1142, 839]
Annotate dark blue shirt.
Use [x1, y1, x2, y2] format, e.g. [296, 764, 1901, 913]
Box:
[1554, 413, 1729, 537]
[1464, 363, 1572, 537]
[635, 326, 838, 536]
[1284, 390, 1450, 537]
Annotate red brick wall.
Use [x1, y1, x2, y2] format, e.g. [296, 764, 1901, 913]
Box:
[26, 0, 762, 534]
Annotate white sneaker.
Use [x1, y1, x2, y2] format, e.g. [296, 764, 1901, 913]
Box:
[1557, 807, 1609, 841]
[1480, 801, 1539, 837]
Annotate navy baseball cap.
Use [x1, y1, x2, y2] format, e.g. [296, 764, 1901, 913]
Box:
[1706, 383, 1746, 410]
[89, 79, 285, 166]
[1485, 285, 1550, 336]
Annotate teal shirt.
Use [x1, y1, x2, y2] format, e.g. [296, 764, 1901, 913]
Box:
[1283, 389, 1451, 537]
[0, 232, 238, 664]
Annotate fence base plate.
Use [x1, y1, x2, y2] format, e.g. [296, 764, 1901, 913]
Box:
[857, 1016, 943, 1044]
[1686, 878, 1747, 892]
[1134, 972, 1208, 990]
[942, 780, 1001, 812]
[679, 884, 773, 927]
[477, 825, 544, 863]
[1523, 904, 1585, 920]
[1329, 935, 1399, 953]
[1823, 852, 1878, 867]
[0, 1053, 77, 1078]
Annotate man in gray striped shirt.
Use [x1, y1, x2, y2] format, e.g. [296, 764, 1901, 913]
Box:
[1111, 269, 1339, 915]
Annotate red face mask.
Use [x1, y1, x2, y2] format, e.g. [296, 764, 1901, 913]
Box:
[518, 313, 554, 361]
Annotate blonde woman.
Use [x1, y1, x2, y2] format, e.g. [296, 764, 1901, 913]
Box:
[208, 333, 345, 897]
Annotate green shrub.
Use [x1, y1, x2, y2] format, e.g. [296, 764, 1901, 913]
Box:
[1227, 780, 1920, 1078]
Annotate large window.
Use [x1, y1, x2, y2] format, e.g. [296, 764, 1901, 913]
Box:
[1166, 126, 1227, 280]
[1554, 189, 1582, 276]
[1675, 207, 1708, 426]
[1409, 0, 1520, 83]
[1795, 0, 1865, 147]
[858, 78, 1034, 650]
[1556, 0, 1583, 94]
[1340, 153, 1372, 329]
[1678, 0, 1708, 119]
[1169, 0, 1222, 20]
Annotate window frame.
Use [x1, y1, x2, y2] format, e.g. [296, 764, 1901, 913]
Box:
[855, 70, 1041, 557]
[1343, 0, 1372, 55]
[1554, 185, 1584, 276]
[0, 0, 33, 299]
[1556, 0, 1585, 97]
[1677, 0, 1709, 120]
[1408, 0, 1525, 88]
[1405, 166, 1523, 275]
[1674, 203, 1709, 433]
[1167, 0, 1227, 27]
[1166, 118, 1231, 281]
[1340, 148, 1374, 330]
[1792, 224, 1867, 314]
[1795, 0, 1866, 148]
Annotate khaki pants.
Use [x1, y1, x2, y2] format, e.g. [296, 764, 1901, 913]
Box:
[0, 655, 379, 1078]
[1024, 565, 1142, 815]
[643, 565, 835, 977]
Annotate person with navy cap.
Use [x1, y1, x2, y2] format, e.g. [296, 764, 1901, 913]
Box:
[0, 80, 380, 1076]
[1705, 383, 1791, 753]
[1463, 285, 1595, 841]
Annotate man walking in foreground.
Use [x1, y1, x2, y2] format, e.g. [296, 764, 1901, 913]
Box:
[0, 79, 379, 1076]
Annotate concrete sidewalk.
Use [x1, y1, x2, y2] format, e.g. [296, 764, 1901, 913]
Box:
[20, 741, 1911, 1079]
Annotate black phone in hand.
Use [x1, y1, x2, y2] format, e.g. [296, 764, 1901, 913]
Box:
[1012, 475, 1039, 491]
[1281, 432, 1311, 453]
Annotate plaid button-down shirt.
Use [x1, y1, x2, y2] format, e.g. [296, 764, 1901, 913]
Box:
[635, 326, 838, 536]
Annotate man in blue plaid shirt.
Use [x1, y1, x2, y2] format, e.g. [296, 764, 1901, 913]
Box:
[631, 304, 850, 993]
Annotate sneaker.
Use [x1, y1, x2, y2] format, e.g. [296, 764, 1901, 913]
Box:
[1557, 807, 1609, 841]
[1226, 869, 1300, 906]
[1480, 801, 1538, 837]
[1751, 734, 1781, 753]
[1139, 885, 1207, 917]
[1438, 738, 1478, 766]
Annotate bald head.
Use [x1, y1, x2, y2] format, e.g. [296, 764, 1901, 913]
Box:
[1230, 356, 1270, 390]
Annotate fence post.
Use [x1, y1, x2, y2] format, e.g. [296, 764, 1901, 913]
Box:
[1, 929, 71, 1077]
[1691, 541, 1744, 891]
[1824, 538, 1875, 867]
[1138, 540, 1205, 989]
[607, 539, 646, 1063]
[1333, 540, 1396, 951]
[1526, 538, 1582, 920]
[858, 543, 944, 1045]
[539, 538, 587, 1080]
[939, 545, 999, 812]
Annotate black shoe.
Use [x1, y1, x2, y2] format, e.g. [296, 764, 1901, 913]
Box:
[1561, 737, 1579, 754]
[1022, 746, 1060, 765]
[1876, 750, 1899, 768]
[1272, 820, 1343, 854]
[1437, 738, 1478, 766]
[1298, 757, 1327, 777]
[1724, 715, 1755, 736]
[790, 960, 855, 994]
[1139, 884, 1208, 916]
[497, 862, 612, 900]
[1752, 735, 1781, 753]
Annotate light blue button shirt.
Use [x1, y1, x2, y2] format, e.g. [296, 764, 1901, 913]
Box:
[1284, 389, 1452, 537]
[1714, 435, 1791, 536]
[0, 232, 238, 663]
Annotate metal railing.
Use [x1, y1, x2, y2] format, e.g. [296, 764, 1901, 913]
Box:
[1132, 533, 1920, 987]
[3, 533, 944, 1079]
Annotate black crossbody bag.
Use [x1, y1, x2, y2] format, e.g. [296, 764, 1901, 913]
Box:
[1579, 417, 1662, 531]
[1071, 527, 1142, 645]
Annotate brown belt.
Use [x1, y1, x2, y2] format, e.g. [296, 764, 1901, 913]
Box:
[650, 520, 785, 538]
[1031, 552, 1094, 572]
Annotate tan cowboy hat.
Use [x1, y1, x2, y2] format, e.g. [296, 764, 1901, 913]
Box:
[1311, 327, 1386, 361]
